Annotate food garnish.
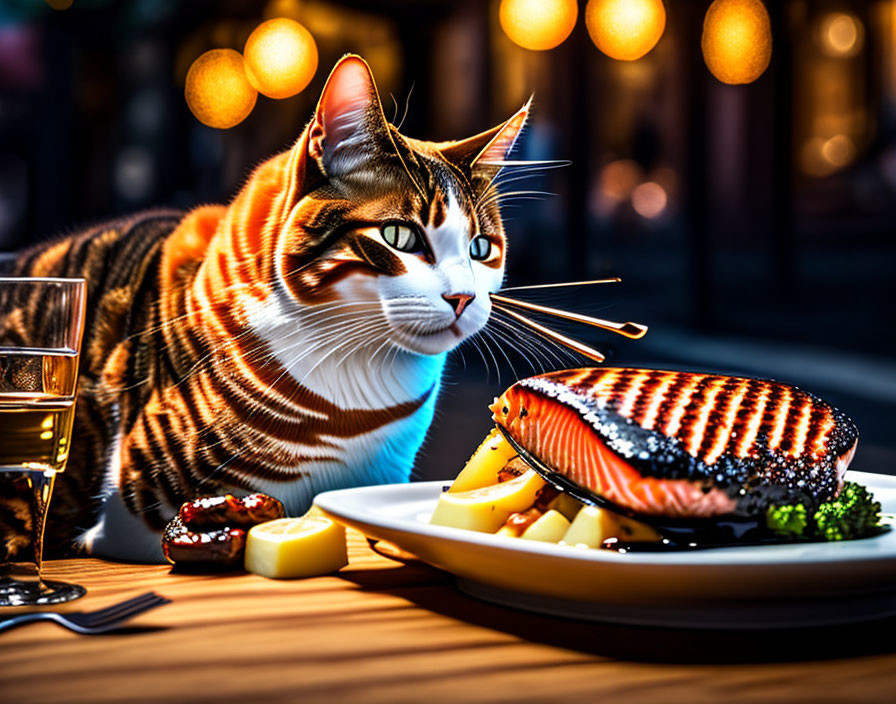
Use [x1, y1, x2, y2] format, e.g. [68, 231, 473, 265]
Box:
[766, 481, 883, 541]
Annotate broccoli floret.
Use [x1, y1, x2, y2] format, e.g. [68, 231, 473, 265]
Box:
[765, 482, 882, 542]
[766, 503, 808, 537]
[813, 482, 882, 541]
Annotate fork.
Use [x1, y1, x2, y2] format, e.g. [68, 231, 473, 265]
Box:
[0, 591, 171, 634]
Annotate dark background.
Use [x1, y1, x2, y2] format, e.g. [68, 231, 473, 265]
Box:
[0, 0, 893, 479]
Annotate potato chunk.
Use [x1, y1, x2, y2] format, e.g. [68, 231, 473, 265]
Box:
[561, 505, 661, 548]
[245, 514, 348, 578]
[449, 428, 518, 493]
[520, 510, 571, 542]
[430, 469, 546, 533]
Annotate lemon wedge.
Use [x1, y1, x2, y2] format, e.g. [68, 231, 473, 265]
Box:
[430, 469, 546, 533]
[245, 514, 347, 578]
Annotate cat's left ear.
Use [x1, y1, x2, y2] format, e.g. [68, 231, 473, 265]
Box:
[439, 97, 531, 190]
[306, 54, 392, 178]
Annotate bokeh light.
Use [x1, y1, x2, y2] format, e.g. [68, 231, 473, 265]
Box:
[264, 0, 303, 22]
[632, 181, 667, 218]
[820, 13, 863, 58]
[45, 0, 74, 10]
[585, 0, 666, 61]
[600, 160, 642, 202]
[701, 0, 772, 85]
[185, 49, 258, 129]
[243, 18, 318, 99]
[499, 0, 578, 52]
[801, 134, 857, 177]
[821, 134, 855, 168]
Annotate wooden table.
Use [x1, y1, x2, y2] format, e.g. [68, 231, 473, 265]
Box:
[2, 529, 895, 703]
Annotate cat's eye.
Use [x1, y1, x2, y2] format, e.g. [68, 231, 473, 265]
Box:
[381, 223, 423, 253]
[469, 236, 492, 261]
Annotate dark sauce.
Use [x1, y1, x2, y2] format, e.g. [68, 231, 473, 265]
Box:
[603, 537, 779, 553]
[601, 525, 893, 553]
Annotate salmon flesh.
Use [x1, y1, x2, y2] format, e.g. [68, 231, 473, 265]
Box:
[491, 368, 858, 527]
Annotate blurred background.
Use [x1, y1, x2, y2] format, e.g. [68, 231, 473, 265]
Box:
[0, 0, 893, 478]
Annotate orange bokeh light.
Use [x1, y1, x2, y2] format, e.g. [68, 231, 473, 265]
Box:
[585, 0, 666, 61]
[499, 0, 578, 51]
[600, 160, 643, 202]
[701, 0, 772, 85]
[185, 49, 258, 129]
[819, 13, 863, 58]
[243, 18, 318, 99]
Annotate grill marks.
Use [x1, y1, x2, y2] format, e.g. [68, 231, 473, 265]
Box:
[545, 368, 854, 467]
[495, 367, 858, 518]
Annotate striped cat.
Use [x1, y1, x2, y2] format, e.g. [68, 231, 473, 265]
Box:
[0, 55, 530, 562]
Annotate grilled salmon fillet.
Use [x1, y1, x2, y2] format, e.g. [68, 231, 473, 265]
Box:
[491, 368, 858, 520]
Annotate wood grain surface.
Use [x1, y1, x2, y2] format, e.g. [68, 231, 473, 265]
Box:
[2, 529, 895, 704]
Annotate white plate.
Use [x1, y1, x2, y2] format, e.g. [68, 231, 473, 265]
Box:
[315, 471, 896, 629]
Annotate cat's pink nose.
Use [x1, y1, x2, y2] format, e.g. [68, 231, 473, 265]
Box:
[442, 293, 475, 318]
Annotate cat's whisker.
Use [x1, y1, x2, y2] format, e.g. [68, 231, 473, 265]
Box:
[462, 328, 494, 383]
[490, 293, 648, 340]
[491, 307, 600, 363]
[488, 315, 560, 374]
[333, 327, 391, 370]
[486, 317, 546, 374]
[491, 311, 579, 370]
[279, 319, 384, 373]
[474, 327, 502, 385]
[295, 320, 389, 387]
[504, 314, 596, 369]
[229, 319, 389, 442]
[480, 325, 517, 382]
[201, 314, 385, 420]
[498, 278, 621, 293]
[477, 191, 554, 212]
[491, 304, 606, 364]
[368, 334, 396, 368]
[478, 159, 572, 168]
[478, 188, 555, 204]
[395, 81, 414, 132]
[487, 169, 563, 190]
[130, 297, 380, 384]
[480, 193, 554, 209]
[170, 305, 384, 392]
[122, 280, 253, 341]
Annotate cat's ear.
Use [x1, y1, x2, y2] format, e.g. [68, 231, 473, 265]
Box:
[306, 54, 391, 177]
[439, 97, 531, 187]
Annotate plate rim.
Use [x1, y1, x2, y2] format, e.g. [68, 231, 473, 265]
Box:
[314, 470, 896, 569]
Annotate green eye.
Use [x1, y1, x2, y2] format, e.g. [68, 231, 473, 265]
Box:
[469, 236, 492, 261]
[382, 223, 423, 253]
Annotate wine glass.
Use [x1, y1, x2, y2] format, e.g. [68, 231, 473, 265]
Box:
[0, 277, 87, 606]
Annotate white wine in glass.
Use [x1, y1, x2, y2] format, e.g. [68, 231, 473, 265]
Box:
[0, 277, 87, 606]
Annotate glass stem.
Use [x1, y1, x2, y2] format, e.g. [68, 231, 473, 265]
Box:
[31, 469, 56, 582]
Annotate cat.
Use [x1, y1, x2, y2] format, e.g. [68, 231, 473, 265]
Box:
[0, 55, 530, 563]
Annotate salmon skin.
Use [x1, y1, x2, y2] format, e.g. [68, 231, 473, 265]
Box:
[491, 368, 858, 534]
